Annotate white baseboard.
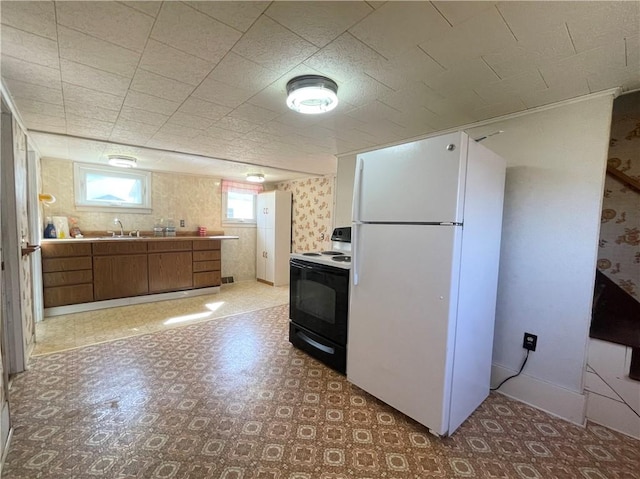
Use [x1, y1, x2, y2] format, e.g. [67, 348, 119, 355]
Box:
[491, 364, 587, 426]
[0, 402, 11, 475]
[44, 286, 221, 317]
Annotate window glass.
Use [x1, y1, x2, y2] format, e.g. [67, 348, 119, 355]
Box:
[74, 163, 151, 211]
[221, 180, 263, 224]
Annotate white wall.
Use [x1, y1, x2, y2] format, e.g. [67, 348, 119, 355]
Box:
[335, 153, 356, 228]
[468, 95, 614, 421]
[335, 93, 615, 424]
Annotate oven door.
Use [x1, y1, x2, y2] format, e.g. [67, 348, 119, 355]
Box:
[289, 258, 349, 346]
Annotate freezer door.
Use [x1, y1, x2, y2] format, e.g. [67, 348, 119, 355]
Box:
[347, 223, 462, 435]
[353, 131, 468, 224]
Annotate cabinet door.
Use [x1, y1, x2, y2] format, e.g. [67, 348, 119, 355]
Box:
[256, 227, 267, 281]
[148, 251, 193, 293]
[257, 192, 275, 229]
[94, 254, 148, 300]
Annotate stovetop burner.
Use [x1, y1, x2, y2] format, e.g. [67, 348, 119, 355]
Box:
[321, 251, 344, 256]
[332, 256, 351, 262]
[303, 252, 321, 256]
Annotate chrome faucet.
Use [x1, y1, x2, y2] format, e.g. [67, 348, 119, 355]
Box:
[114, 218, 124, 236]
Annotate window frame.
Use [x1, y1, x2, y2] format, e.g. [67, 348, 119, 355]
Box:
[221, 180, 263, 226]
[73, 162, 152, 213]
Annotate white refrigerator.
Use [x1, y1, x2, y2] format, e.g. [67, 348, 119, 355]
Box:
[348, 131, 506, 436]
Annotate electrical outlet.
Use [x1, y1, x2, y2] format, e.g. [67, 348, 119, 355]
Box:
[523, 333, 537, 351]
[180, 219, 185, 227]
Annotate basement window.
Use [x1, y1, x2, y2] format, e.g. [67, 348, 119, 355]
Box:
[222, 180, 263, 225]
[74, 163, 152, 212]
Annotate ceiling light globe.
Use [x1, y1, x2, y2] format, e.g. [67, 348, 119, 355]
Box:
[286, 75, 339, 115]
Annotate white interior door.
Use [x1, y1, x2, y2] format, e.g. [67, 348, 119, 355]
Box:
[348, 223, 462, 434]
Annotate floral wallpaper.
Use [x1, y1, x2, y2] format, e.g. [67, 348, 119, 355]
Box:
[275, 177, 334, 253]
[597, 92, 640, 300]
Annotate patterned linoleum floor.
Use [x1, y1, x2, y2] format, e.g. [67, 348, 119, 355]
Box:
[5, 304, 640, 478]
[35, 281, 289, 355]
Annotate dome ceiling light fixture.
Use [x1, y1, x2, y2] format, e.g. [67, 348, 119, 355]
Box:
[108, 155, 137, 168]
[286, 75, 339, 115]
[246, 173, 265, 183]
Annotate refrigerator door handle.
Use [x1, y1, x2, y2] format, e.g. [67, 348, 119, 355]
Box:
[351, 158, 364, 222]
[352, 222, 361, 285]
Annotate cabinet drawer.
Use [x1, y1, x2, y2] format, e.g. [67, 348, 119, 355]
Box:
[41, 242, 92, 258]
[93, 241, 148, 255]
[193, 240, 221, 251]
[193, 250, 221, 261]
[43, 270, 93, 288]
[148, 240, 192, 252]
[193, 260, 221, 272]
[193, 271, 221, 288]
[44, 284, 94, 307]
[42, 256, 92, 273]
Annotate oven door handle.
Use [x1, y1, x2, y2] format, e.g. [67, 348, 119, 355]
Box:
[296, 330, 335, 355]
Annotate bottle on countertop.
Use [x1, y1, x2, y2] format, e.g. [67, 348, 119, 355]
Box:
[44, 217, 57, 239]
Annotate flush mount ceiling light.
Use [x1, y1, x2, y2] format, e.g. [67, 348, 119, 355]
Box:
[108, 155, 137, 168]
[286, 75, 338, 114]
[246, 173, 265, 183]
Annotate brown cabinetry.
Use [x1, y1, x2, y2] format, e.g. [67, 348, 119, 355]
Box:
[193, 239, 221, 288]
[42, 243, 94, 307]
[148, 241, 193, 293]
[93, 242, 149, 301]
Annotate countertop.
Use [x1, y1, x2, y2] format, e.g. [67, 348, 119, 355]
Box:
[41, 235, 239, 243]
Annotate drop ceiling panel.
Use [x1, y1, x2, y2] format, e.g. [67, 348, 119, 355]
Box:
[208, 52, 282, 95]
[60, 59, 130, 97]
[65, 117, 114, 140]
[138, 40, 216, 87]
[123, 91, 181, 116]
[1, 26, 59, 69]
[4, 78, 62, 105]
[177, 97, 233, 121]
[432, 1, 497, 27]
[186, 1, 268, 33]
[192, 77, 255, 109]
[567, 2, 640, 53]
[57, 26, 140, 77]
[65, 101, 120, 123]
[55, 2, 154, 53]
[62, 83, 124, 111]
[20, 112, 66, 131]
[348, 1, 452, 58]
[119, 1, 162, 18]
[214, 117, 260, 135]
[1, 56, 61, 89]
[119, 106, 169, 127]
[130, 69, 195, 103]
[167, 112, 215, 131]
[0, 1, 57, 40]
[10, 98, 64, 118]
[227, 103, 280, 124]
[150, 2, 241, 63]
[264, 1, 373, 48]
[364, 46, 445, 91]
[232, 15, 318, 73]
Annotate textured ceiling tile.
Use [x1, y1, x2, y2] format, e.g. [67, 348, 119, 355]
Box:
[130, 69, 195, 103]
[419, 8, 517, 70]
[378, 81, 444, 112]
[1, 56, 60, 89]
[519, 78, 590, 109]
[214, 117, 260, 134]
[119, 1, 162, 18]
[228, 103, 280, 124]
[475, 70, 547, 105]
[66, 117, 114, 139]
[58, 26, 140, 77]
[481, 26, 576, 80]
[432, 1, 497, 26]
[65, 101, 120, 123]
[4, 78, 63, 105]
[348, 1, 451, 58]
[154, 123, 202, 139]
[192, 77, 255, 109]
[150, 2, 241, 63]
[167, 112, 215, 130]
[337, 75, 395, 110]
[232, 16, 318, 74]
[110, 118, 161, 142]
[119, 106, 169, 127]
[304, 33, 387, 83]
[567, 2, 639, 53]
[472, 96, 528, 122]
[60, 59, 130, 97]
[186, 1, 268, 32]
[587, 66, 640, 94]
[364, 46, 445, 91]
[123, 91, 181, 116]
[203, 125, 243, 142]
[208, 53, 282, 95]
[346, 100, 404, 123]
[56, 2, 154, 53]
[1, 26, 59, 69]
[424, 58, 500, 94]
[139, 40, 215, 87]
[11, 98, 64, 118]
[177, 97, 233, 121]
[62, 83, 124, 111]
[0, 1, 57, 40]
[20, 112, 66, 130]
[264, 1, 373, 48]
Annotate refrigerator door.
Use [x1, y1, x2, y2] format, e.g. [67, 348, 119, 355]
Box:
[353, 132, 468, 224]
[347, 223, 462, 435]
